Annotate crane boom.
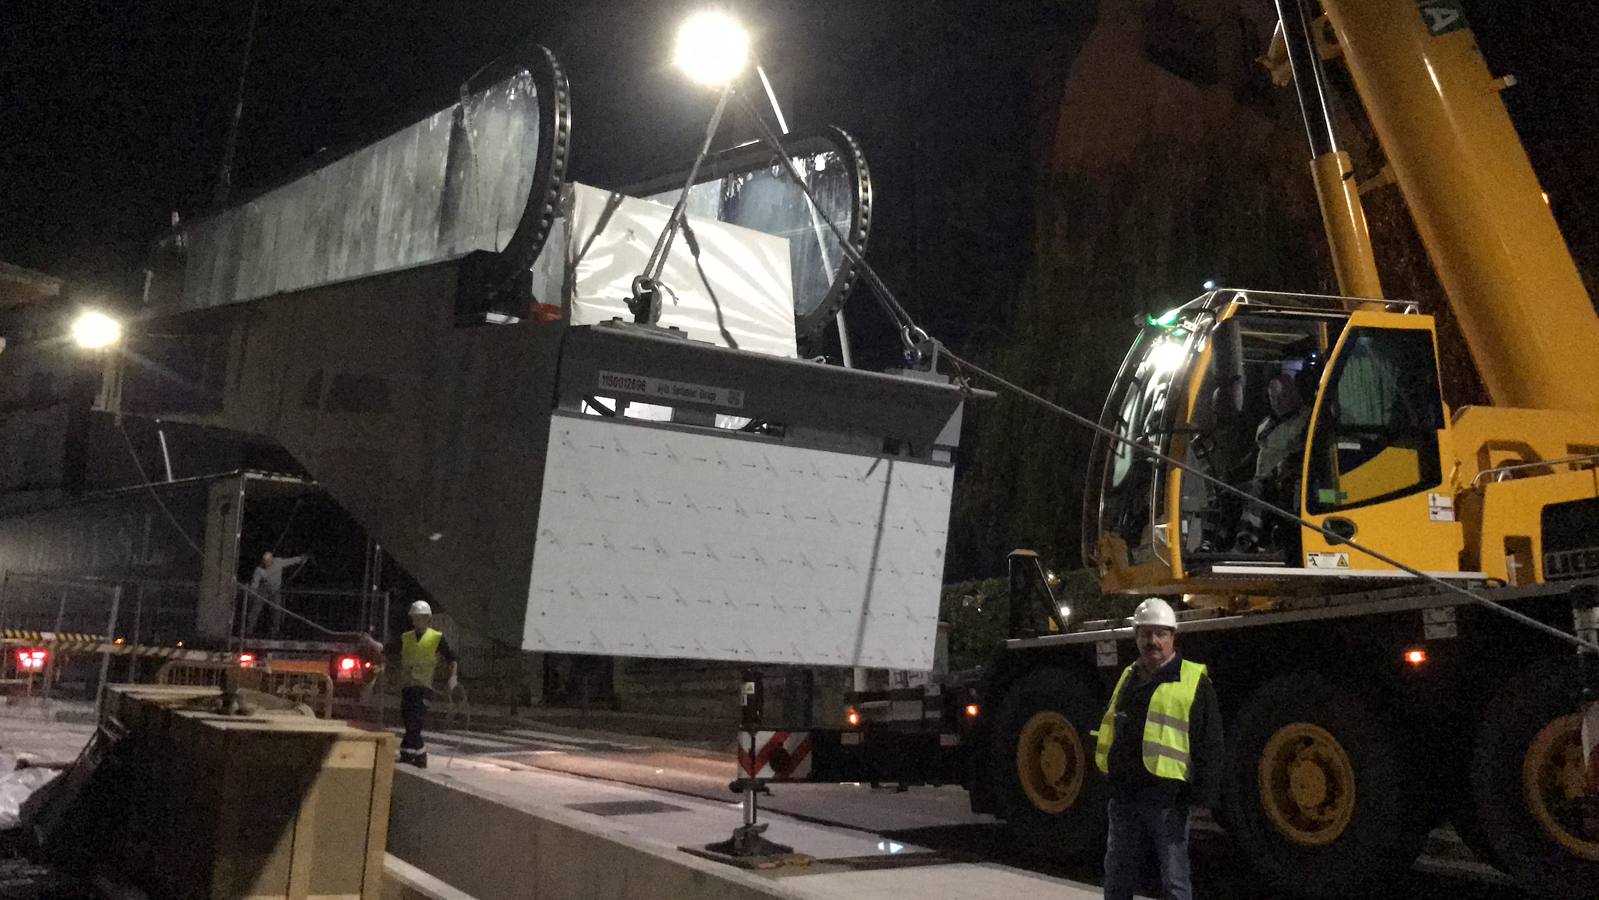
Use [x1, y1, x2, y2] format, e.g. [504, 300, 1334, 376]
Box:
[1321, 0, 1599, 413]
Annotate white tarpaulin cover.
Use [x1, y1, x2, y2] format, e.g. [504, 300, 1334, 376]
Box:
[566, 183, 799, 358]
[0, 752, 56, 830]
[524, 415, 954, 670]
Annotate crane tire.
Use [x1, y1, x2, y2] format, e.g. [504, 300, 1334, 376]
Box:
[1224, 671, 1427, 897]
[994, 666, 1108, 858]
[1467, 657, 1599, 896]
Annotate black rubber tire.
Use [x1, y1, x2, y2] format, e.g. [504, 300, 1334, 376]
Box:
[1467, 657, 1599, 896]
[994, 666, 1109, 858]
[1223, 672, 1428, 897]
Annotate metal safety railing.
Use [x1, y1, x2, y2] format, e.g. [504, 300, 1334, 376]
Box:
[230, 583, 389, 651]
[1470, 452, 1599, 488]
[0, 570, 382, 712]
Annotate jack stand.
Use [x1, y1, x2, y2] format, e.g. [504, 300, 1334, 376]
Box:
[682, 669, 809, 869]
[699, 777, 792, 860]
[1573, 586, 1599, 792]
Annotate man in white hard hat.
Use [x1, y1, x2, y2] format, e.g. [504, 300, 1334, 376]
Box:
[1095, 598, 1223, 900]
[364, 599, 458, 768]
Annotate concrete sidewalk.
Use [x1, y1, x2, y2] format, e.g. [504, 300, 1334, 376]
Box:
[344, 696, 735, 749]
[388, 752, 1114, 899]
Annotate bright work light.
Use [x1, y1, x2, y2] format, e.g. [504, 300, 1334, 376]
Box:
[674, 10, 750, 86]
[70, 310, 123, 349]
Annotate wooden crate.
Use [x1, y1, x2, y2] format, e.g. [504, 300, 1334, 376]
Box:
[104, 686, 395, 899]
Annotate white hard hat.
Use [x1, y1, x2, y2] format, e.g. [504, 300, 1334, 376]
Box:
[1131, 598, 1178, 630]
[408, 600, 432, 617]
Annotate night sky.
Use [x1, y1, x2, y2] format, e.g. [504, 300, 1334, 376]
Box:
[1, 1, 1594, 334]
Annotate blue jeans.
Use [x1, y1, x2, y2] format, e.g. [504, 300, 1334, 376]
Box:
[1104, 797, 1192, 900]
[400, 686, 430, 754]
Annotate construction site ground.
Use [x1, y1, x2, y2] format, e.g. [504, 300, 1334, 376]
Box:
[0, 696, 1532, 899]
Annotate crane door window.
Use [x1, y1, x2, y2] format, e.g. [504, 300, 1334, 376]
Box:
[1306, 328, 1444, 513]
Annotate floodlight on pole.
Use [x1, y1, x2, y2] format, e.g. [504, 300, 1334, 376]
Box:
[70, 310, 123, 350]
[630, 10, 750, 324]
[673, 10, 750, 87]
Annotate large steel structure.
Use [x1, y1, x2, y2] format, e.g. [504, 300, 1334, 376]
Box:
[97, 41, 969, 671]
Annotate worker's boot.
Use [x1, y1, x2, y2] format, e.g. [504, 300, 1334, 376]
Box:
[411, 751, 428, 769]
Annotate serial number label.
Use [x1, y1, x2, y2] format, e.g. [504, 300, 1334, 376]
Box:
[597, 370, 745, 409]
[1546, 546, 1599, 581]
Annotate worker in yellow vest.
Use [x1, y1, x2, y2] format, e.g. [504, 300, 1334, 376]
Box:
[364, 599, 458, 768]
[1095, 598, 1223, 900]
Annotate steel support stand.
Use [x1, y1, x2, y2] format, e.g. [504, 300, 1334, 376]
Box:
[701, 775, 790, 860]
[835, 308, 854, 368]
[126, 591, 142, 682]
[94, 585, 122, 716]
[688, 668, 798, 866]
[41, 589, 67, 708]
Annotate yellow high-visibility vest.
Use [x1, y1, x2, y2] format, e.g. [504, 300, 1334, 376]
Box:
[400, 628, 443, 688]
[1094, 659, 1207, 782]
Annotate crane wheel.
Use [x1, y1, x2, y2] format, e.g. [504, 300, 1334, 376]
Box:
[1224, 672, 1427, 897]
[994, 667, 1107, 858]
[1466, 658, 1599, 894]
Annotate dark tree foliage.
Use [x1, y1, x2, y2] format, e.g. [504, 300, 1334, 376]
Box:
[947, 81, 1329, 578]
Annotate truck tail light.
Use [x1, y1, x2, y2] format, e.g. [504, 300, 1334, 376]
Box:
[335, 655, 363, 681]
[17, 649, 47, 671]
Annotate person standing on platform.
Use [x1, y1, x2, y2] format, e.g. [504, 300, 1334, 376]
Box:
[246, 550, 308, 638]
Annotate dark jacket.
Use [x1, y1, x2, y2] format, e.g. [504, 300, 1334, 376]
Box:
[1105, 654, 1225, 808]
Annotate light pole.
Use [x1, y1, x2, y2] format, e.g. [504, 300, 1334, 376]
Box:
[68, 307, 126, 419]
[628, 10, 751, 325]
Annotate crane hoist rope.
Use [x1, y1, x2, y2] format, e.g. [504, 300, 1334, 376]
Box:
[739, 89, 1599, 655]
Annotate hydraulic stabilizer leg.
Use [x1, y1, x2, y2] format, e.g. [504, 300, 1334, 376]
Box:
[1572, 586, 1599, 795]
[698, 669, 795, 862]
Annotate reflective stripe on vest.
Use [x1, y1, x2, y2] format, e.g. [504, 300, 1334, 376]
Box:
[1094, 659, 1207, 782]
[401, 628, 443, 688]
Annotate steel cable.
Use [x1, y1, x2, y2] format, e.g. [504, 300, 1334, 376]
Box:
[733, 92, 1598, 653]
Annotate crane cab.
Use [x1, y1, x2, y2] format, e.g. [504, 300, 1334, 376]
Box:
[1084, 289, 1473, 598]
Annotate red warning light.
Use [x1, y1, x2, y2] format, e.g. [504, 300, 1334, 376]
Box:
[17, 649, 47, 671]
[846, 707, 861, 728]
[1404, 648, 1428, 666]
[238, 653, 255, 666]
[965, 704, 980, 718]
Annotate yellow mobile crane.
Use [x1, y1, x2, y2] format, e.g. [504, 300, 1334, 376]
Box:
[1089, 0, 1599, 597]
[925, 1, 1599, 897]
